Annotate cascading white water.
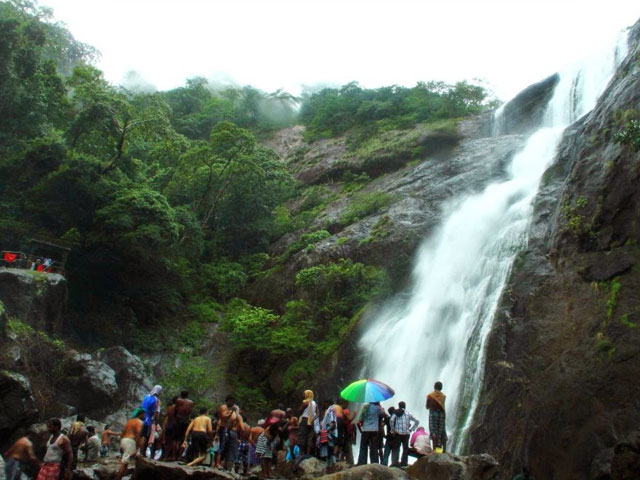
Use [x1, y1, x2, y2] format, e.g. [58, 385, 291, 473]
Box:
[358, 30, 629, 452]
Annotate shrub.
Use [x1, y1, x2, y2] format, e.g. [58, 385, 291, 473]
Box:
[339, 192, 393, 226]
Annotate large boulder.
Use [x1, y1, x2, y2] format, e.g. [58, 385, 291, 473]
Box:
[0, 370, 38, 445]
[317, 463, 409, 479]
[133, 457, 241, 480]
[95, 346, 152, 406]
[0, 268, 67, 335]
[57, 352, 118, 417]
[494, 73, 560, 136]
[407, 453, 500, 480]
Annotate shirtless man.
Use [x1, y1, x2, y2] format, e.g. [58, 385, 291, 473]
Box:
[174, 391, 193, 457]
[160, 397, 178, 461]
[3, 435, 40, 480]
[215, 394, 243, 470]
[114, 409, 145, 480]
[248, 422, 264, 468]
[235, 422, 251, 475]
[36, 418, 72, 480]
[182, 407, 213, 467]
[100, 424, 121, 457]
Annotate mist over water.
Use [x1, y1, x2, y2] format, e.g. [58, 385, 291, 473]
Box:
[358, 29, 629, 453]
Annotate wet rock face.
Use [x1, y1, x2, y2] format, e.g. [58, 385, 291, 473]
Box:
[133, 457, 241, 480]
[0, 269, 67, 335]
[407, 453, 500, 480]
[468, 18, 640, 480]
[495, 73, 560, 136]
[318, 463, 409, 479]
[0, 370, 38, 442]
[95, 346, 152, 406]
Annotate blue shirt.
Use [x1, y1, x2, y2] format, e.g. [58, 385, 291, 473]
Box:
[142, 394, 158, 426]
[360, 403, 383, 432]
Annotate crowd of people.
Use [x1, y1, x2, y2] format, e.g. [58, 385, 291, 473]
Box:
[3, 382, 449, 480]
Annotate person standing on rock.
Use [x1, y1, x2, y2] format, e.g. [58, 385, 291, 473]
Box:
[160, 396, 179, 461]
[248, 420, 264, 467]
[381, 406, 395, 466]
[114, 408, 145, 480]
[426, 381, 448, 452]
[356, 401, 384, 465]
[174, 390, 193, 457]
[297, 389, 319, 456]
[390, 401, 419, 467]
[3, 435, 40, 480]
[215, 394, 243, 470]
[68, 414, 88, 470]
[83, 426, 101, 462]
[140, 385, 162, 455]
[341, 401, 358, 465]
[182, 407, 213, 467]
[235, 421, 251, 475]
[36, 418, 72, 480]
[100, 424, 121, 458]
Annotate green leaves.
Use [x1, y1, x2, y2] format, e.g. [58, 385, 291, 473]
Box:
[94, 185, 179, 261]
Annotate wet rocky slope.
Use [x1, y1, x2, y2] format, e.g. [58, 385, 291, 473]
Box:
[468, 19, 640, 480]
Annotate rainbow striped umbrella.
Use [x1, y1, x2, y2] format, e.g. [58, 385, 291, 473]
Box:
[340, 378, 395, 403]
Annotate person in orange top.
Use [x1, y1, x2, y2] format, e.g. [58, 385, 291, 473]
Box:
[426, 381, 447, 452]
[114, 409, 145, 480]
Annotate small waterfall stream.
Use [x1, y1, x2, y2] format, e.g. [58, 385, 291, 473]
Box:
[358, 30, 628, 453]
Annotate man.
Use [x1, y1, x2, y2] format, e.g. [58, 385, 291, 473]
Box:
[426, 381, 448, 452]
[83, 426, 101, 462]
[322, 400, 344, 462]
[248, 421, 264, 468]
[141, 385, 162, 454]
[235, 422, 251, 475]
[390, 401, 419, 467]
[341, 401, 358, 465]
[381, 406, 395, 466]
[356, 402, 384, 465]
[3, 435, 40, 480]
[36, 418, 73, 480]
[174, 390, 193, 457]
[160, 396, 179, 461]
[114, 408, 145, 480]
[68, 414, 88, 470]
[100, 424, 121, 458]
[215, 394, 243, 470]
[182, 407, 213, 467]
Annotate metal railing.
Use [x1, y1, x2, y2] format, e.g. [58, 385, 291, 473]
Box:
[1, 250, 66, 276]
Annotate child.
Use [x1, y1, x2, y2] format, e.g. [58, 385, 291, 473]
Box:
[255, 428, 273, 478]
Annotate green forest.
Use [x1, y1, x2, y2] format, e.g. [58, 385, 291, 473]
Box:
[0, 0, 500, 411]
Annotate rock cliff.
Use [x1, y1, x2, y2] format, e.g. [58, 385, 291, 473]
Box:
[468, 19, 640, 479]
[0, 268, 151, 451]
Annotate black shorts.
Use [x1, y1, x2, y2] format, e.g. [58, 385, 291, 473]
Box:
[165, 421, 178, 442]
[335, 418, 346, 446]
[191, 431, 208, 457]
[142, 424, 151, 439]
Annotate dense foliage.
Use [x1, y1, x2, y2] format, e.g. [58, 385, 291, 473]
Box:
[299, 80, 499, 145]
[0, 0, 499, 412]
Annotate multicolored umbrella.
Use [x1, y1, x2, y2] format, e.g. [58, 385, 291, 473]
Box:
[340, 378, 395, 403]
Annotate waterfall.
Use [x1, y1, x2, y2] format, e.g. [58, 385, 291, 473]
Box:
[358, 30, 629, 453]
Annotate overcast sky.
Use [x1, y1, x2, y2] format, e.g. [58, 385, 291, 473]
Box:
[40, 0, 640, 101]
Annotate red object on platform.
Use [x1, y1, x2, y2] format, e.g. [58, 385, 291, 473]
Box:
[3, 252, 17, 262]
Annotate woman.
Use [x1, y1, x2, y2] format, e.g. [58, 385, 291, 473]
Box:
[297, 390, 318, 455]
[410, 427, 431, 456]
